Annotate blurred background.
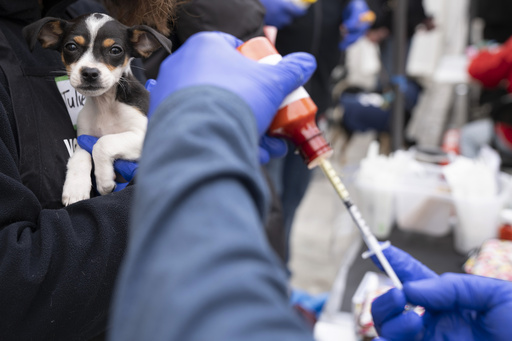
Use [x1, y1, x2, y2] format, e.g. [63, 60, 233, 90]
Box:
[284, 0, 512, 339]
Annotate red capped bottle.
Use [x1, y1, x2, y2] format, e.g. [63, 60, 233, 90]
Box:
[237, 36, 333, 168]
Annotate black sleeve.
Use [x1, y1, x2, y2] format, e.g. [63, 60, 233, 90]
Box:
[0, 77, 130, 340]
[367, 0, 392, 31]
[275, 0, 347, 114]
[407, 0, 429, 33]
[174, 0, 265, 45]
[369, 0, 429, 37]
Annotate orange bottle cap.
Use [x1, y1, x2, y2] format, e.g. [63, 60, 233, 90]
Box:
[237, 37, 279, 61]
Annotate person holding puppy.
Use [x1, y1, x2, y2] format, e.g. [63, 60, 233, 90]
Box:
[0, 0, 177, 340]
[108, 31, 512, 341]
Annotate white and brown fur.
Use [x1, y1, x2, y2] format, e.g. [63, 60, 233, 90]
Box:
[23, 13, 172, 206]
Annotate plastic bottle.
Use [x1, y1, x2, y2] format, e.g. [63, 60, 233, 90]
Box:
[441, 128, 461, 155]
[237, 36, 333, 168]
[499, 209, 512, 241]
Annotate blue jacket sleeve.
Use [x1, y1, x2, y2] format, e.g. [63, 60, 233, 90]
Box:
[109, 86, 314, 341]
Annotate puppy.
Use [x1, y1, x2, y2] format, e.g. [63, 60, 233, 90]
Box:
[23, 13, 172, 206]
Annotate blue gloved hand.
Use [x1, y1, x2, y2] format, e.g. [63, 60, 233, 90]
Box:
[148, 31, 316, 157]
[290, 288, 329, 319]
[145, 78, 157, 93]
[77, 135, 137, 192]
[147, 78, 288, 164]
[370, 246, 512, 341]
[339, 0, 375, 50]
[258, 135, 287, 164]
[259, 0, 308, 29]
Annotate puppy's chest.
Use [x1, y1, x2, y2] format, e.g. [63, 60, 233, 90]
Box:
[78, 100, 147, 136]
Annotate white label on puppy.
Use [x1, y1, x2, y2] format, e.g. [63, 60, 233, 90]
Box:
[55, 76, 86, 130]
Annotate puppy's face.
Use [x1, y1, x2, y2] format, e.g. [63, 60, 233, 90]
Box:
[24, 13, 173, 97]
[63, 14, 134, 96]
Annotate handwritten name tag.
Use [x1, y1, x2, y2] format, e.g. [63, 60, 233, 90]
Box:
[55, 75, 86, 129]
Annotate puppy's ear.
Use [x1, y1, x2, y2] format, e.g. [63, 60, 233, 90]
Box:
[23, 17, 69, 51]
[128, 25, 173, 58]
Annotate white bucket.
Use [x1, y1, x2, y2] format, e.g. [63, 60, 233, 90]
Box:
[453, 173, 512, 254]
[354, 179, 395, 239]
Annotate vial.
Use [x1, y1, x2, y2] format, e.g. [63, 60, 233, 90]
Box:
[237, 36, 333, 168]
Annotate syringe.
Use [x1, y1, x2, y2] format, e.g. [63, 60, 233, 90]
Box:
[237, 36, 403, 290]
[318, 158, 403, 289]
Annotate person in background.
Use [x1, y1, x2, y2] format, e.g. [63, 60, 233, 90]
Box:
[339, 0, 433, 136]
[108, 31, 512, 341]
[460, 36, 512, 162]
[457, 0, 512, 163]
[0, 0, 176, 339]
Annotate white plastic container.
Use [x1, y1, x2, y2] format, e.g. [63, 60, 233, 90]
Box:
[452, 173, 512, 254]
[351, 272, 393, 340]
[393, 162, 454, 236]
[353, 142, 396, 239]
[394, 181, 453, 236]
[354, 179, 395, 239]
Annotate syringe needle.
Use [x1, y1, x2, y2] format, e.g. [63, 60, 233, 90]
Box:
[318, 158, 403, 290]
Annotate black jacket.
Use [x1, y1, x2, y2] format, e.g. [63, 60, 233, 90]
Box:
[275, 0, 349, 116]
[173, 0, 265, 47]
[144, 0, 266, 79]
[366, 0, 430, 39]
[474, 0, 512, 43]
[0, 1, 131, 339]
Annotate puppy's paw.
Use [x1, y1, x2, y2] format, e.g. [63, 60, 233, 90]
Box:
[95, 165, 116, 195]
[62, 175, 92, 206]
[96, 177, 116, 195]
[92, 141, 117, 195]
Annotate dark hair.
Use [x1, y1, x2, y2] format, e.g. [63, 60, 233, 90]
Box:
[102, 0, 188, 36]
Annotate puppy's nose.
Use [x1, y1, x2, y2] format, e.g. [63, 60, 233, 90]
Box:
[81, 67, 100, 82]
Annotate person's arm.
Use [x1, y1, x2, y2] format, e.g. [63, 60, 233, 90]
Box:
[339, 0, 375, 50]
[111, 86, 312, 340]
[0, 78, 130, 340]
[109, 32, 317, 341]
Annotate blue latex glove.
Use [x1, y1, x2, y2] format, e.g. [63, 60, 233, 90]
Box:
[370, 246, 512, 341]
[290, 288, 329, 319]
[339, 0, 374, 50]
[147, 79, 287, 164]
[145, 78, 157, 92]
[259, 0, 308, 29]
[148, 31, 316, 157]
[77, 135, 137, 192]
[258, 135, 287, 164]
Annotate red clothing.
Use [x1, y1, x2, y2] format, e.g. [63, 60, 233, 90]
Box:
[468, 37, 512, 92]
[469, 37, 512, 148]
[495, 122, 512, 148]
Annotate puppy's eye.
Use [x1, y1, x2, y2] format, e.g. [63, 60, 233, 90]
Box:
[65, 43, 78, 52]
[109, 46, 123, 55]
